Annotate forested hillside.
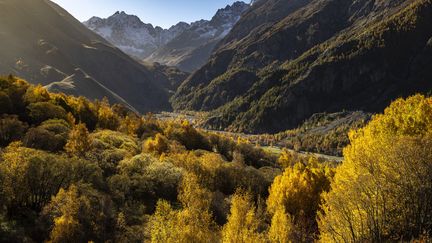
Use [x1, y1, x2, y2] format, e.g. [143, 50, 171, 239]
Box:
[172, 0, 432, 133]
[0, 75, 431, 242]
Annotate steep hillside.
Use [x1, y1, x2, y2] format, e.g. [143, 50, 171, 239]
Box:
[0, 0, 175, 112]
[172, 0, 432, 133]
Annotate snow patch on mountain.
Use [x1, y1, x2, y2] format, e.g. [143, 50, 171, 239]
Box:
[84, 11, 190, 59]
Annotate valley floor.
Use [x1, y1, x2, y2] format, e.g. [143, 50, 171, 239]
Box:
[155, 111, 344, 162]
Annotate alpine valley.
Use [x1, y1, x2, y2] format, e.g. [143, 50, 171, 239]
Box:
[1, 0, 432, 242]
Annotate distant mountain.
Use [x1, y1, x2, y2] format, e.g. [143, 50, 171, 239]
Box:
[146, 1, 250, 72]
[84, 2, 250, 72]
[0, 0, 185, 113]
[84, 12, 190, 60]
[172, 0, 432, 133]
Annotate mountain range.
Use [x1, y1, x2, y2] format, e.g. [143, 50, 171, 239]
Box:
[0, 0, 188, 113]
[172, 0, 432, 133]
[84, 2, 250, 72]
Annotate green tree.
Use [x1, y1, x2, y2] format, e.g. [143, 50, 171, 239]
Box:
[0, 144, 74, 212]
[0, 115, 27, 147]
[0, 91, 12, 114]
[22, 119, 71, 152]
[27, 102, 67, 124]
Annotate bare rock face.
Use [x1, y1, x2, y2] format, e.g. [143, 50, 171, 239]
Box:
[172, 0, 432, 133]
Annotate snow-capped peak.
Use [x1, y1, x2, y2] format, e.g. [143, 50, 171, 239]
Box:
[83, 2, 250, 67]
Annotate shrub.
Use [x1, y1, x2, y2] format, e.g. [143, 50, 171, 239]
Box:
[27, 102, 67, 124]
[22, 127, 65, 152]
[0, 91, 12, 114]
[143, 133, 169, 154]
[91, 130, 139, 154]
[0, 115, 28, 147]
[109, 154, 183, 207]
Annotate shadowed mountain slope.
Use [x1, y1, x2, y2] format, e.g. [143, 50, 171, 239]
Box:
[172, 0, 432, 133]
[0, 0, 180, 112]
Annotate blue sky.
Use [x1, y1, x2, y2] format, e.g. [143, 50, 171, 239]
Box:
[51, 0, 245, 28]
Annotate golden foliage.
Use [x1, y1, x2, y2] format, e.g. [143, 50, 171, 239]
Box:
[150, 173, 218, 243]
[143, 133, 169, 155]
[319, 95, 432, 242]
[267, 162, 332, 218]
[48, 185, 82, 243]
[221, 190, 264, 243]
[65, 123, 91, 156]
[268, 207, 294, 243]
[97, 98, 120, 130]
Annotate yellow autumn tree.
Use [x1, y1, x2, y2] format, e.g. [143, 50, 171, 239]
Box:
[150, 200, 179, 243]
[150, 173, 218, 243]
[119, 115, 143, 136]
[222, 190, 264, 243]
[268, 207, 294, 243]
[176, 173, 217, 242]
[23, 84, 50, 103]
[277, 149, 300, 168]
[267, 161, 332, 241]
[319, 95, 432, 242]
[48, 185, 83, 243]
[143, 133, 169, 155]
[97, 98, 120, 130]
[65, 123, 91, 156]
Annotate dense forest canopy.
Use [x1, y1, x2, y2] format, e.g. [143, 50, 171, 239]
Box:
[0, 75, 431, 242]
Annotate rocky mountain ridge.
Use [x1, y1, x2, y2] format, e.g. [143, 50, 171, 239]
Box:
[84, 1, 250, 72]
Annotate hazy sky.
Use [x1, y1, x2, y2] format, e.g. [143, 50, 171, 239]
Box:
[51, 0, 244, 28]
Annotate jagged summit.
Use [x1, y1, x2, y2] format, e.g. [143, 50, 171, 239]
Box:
[145, 1, 249, 72]
[83, 11, 188, 58]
